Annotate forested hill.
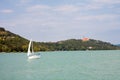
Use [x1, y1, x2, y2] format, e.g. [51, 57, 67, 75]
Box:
[0, 27, 120, 52]
[0, 27, 29, 52]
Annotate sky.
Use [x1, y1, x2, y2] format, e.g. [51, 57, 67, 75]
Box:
[0, 0, 120, 44]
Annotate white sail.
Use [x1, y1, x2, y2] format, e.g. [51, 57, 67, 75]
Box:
[27, 39, 32, 56]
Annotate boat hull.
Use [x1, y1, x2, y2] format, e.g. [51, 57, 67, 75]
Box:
[28, 55, 41, 59]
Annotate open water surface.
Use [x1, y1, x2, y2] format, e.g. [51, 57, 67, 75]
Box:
[0, 50, 120, 80]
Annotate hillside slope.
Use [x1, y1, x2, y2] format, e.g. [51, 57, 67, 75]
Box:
[40, 39, 120, 51]
[0, 27, 29, 52]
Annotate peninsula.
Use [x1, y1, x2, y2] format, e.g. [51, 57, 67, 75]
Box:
[0, 27, 120, 52]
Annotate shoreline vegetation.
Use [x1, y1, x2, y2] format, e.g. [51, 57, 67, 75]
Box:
[0, 27, 120, 52]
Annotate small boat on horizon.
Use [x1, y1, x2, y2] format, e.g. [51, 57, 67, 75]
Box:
[27, 39, 41, 59]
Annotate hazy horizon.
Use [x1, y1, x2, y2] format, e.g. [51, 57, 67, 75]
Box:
[0, 0, 120, 44]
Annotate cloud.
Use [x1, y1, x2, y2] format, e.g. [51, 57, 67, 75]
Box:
[83, 4, 103, 10]
[20, 0, 30, 3]
[27, 5, 51, 12]
[4, 4, 120, 34]
[81, 0, 120, 11]
[0, 9, 13, 14]
[75, 14, 119, 21]
[92, 0, 120, 4]
[54, 5, 80, 13]
[17, 0, 32, 6]
[26, 4, 80, 15]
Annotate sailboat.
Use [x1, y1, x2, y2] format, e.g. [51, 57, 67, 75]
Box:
[27, 39, 41, 59]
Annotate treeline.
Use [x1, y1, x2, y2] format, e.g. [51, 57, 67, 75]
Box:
[38, 39, 120, 51]
[0, 27, 120, 52]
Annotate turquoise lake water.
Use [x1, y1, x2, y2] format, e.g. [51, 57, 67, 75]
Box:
[0, 50, 120, 80]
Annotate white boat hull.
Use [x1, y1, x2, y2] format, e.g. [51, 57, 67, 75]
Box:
[28, 55, 41, 59]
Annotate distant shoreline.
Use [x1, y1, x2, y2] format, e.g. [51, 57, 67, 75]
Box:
[0, 27, 120, 52]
